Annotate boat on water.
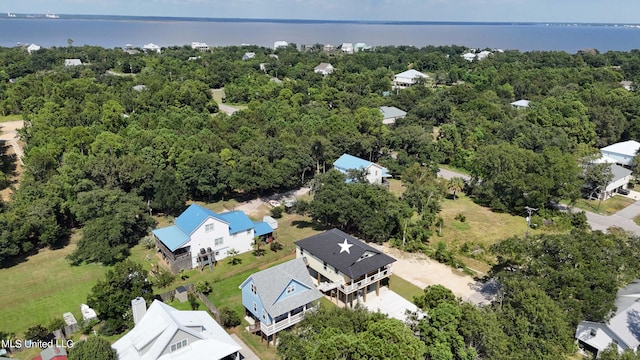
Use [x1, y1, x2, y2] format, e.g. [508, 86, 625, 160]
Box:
[7, 12, 16, 17]
[45, 13, 60, 19]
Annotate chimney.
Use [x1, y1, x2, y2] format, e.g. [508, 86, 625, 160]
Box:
[131, 297, 147, 325]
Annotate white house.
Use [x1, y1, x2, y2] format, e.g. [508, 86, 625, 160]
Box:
[354, 43, 371, 52]
[510, 99, 531, 109]
[152, 204, 274, 272]
[27, 44, 41, 54]
[314, 62, 334, 76]
[190, 42, 209, 52]
[576, 280, 640, 357]
[323, 44, 336, 52]
[392, 69, 429, 89]
[379, 106, 407, 125]
[341, 43, 354, 54]
[242, 52, 255, 61]
[333, 153, 392, 185]
[601, 140, 640, 166]
[274, 40, 288, 50]
[143, 43, 162, 53]
[64, 59, 83, 67]
[113, 299, 241, 360]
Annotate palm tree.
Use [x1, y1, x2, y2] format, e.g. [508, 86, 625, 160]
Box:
[447, 177, 466, 200]
[227, 248, 240, 265]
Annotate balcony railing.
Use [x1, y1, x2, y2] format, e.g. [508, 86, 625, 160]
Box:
[260, 305, 318, 336]
[341, 269, 391, 294]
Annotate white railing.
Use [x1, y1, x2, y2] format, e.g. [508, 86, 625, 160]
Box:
[260, 305, 318, 335]
[341, 269, 392, 294]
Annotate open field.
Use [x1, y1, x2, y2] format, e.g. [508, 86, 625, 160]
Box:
[571, 195, 635, 215]
[0, 233, 108, 336]
[211, 88, 248, 110]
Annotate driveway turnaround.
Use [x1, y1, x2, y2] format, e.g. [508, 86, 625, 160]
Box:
[360, 287, 421, 322]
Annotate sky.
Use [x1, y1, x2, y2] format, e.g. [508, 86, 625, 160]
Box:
[3, 0, 640, 23]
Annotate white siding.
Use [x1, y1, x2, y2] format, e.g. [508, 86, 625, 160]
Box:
[184, 217, 229, 267]
[366, 164, 384, 184]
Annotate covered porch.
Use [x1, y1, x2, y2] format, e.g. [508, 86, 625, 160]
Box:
[245, 302, 319, 346]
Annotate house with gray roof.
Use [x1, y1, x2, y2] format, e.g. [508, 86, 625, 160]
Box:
[239, 258, 322, 345]
[392, 69, 429, 89]
[295, 228, 395, 307]
[314, 62, 334, 76]
[379, 106, 407, 125]
[576, 280, 640, 357]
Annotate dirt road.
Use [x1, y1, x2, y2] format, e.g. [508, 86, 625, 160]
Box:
[372, 244, 495, 305]
[0, 120, 24, 165]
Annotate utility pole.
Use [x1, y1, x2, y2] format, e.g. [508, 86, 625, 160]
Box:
[524, 206, 538, 236]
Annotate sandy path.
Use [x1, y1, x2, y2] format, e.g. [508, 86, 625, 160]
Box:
[0, 120, 24, 165]
[231, 187, 310, 215]
[372, 244, 495, 305]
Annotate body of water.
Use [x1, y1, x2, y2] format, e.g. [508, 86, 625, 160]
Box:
[1, 15, 640, 53]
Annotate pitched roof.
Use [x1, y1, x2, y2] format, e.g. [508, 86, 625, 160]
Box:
[601, 140, 640, 157]
[152, 225, 190, 252]
[314, 63, 333, 71]
[35, 346, 67, 360]
[241, 258, 322, 317]
[612, 164, 633, 183]
[295, 229, 396, 279]
[606, 301, 640, 349]
[510, 99, 530, 107]
[253, 221, 274, 237]
[379, 106, 407, 120]
[112, 300, 241, 360]
[333, 154, 390, 178]
[174, 204, 227, 235]
[394, 69, 429, 80]
[217, 211, 254, 234]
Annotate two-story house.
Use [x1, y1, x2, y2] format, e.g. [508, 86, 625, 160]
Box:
[295, 229, 396, 307]
[152, 204, 274, 272]
[333, 153, 392, 185]
[239, 258, 322, 345]
[112, 299, 241, 360]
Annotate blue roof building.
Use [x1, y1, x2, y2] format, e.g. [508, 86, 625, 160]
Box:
[152, 204, 274, 273]
[333, 154, 391, 185]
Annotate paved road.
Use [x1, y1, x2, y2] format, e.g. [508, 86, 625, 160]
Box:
[437, 168, 471, 181]
[0, 120, 24, 165]
[219, 104, 240, 115]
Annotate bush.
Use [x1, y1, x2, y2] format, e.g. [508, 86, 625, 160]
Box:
[97, 319, 123, 336]
[454, 213, 466, 222]
[24, 325, 49, 342]
[293, 199, 310, 214]
[141, 236, 155, 249]
[219, 307, 241, 328]
[270, 241, 283, 252]
[271, 205, 284, 218]
[188, 292, 199, 310]
[151, 266, 175, 288]
[195, 280, 212, 295]
[81, 319, 99, 336]
[48, 318, 65, 332]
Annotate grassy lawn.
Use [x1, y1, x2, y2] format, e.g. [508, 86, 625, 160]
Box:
[569, 195, 635, 215]
[388, 179, 406, 197]
[0, 233, 108, 336]
[435, 193, 533, 273]
[438, 164, 471, 175]
[389, 274, 423, 303]
[0, 114, 23, 122]
[211, 88, 248, 110]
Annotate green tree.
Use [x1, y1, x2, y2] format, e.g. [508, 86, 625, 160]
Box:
[68, 336, 117, 360]
[86, 260, 154, 333]
[447, 177, 466, 200]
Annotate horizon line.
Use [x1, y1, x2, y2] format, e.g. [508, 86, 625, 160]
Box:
[2, 13, 639, 26]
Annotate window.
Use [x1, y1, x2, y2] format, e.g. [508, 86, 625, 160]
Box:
[253, 302, 257, 312]
[262, 309, 267, 320]
[205, 223, 214, 233]
[170, 339, 188, 352]
[246, 229, 251, 235]
[589, 328, 597, 336]
[323, 261, 327, 270]
[214, 237, 223, 246]
[251, 283, 257, 294]
[286, 284, 295, 294]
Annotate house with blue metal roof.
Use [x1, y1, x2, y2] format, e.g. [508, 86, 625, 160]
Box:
[239, 258, 322, 345]
[152, 204, 274, 272]
[333, 153, 392, 185]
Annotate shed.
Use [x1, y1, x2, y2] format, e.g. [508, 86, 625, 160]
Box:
[62, 312, 79, 336]
[263, 216, 278, 230]
[175, 286, 188, 302]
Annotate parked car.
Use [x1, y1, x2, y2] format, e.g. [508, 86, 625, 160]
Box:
[619, 188, 630, 195]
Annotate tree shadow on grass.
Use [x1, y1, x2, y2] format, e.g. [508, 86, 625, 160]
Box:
[291, 220, 328, 231]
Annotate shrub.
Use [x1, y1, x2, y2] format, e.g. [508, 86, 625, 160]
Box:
[48, 318, 65, 332]
[454, 213, 466, 222]
[141, 236, 155, 249]
[188, 292, 199, 310]
[293, 199, 310, 214]
[24, 325, 49, 342]
[271, 205, 284, 218]
[97, 319, 122, 336]
[152, 266, 175, 288]
[270, 241, 283, 252]
[219, 307, 241, 328]
[195, 280, 212, 295]
[81, 319, 99, 335]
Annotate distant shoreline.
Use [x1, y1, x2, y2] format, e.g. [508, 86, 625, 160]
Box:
[1, 13, 639, 27]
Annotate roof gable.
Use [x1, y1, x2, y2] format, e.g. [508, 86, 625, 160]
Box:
[295, 229, 396, 279]
[394, 69, 429, 80]
[243, 258, 322, 317]
[174, 204, 227, 235]
[601, 140, 640, 157]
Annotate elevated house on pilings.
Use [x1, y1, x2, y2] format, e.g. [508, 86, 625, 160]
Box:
[295, 228, 395, 307]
